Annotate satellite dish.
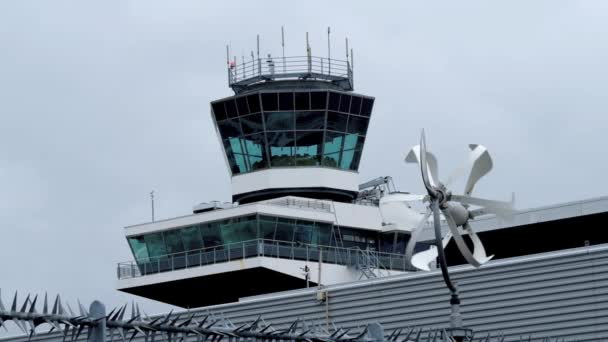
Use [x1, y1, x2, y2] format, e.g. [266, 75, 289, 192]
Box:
[403, 130, 516, 271]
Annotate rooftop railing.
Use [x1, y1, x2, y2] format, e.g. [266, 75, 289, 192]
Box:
[228, 56, 353, 92]
[117, 239, 415, 280]
[264, 197, 333, 213]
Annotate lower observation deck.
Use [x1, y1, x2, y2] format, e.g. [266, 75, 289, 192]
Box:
[117, 239, 411, 307]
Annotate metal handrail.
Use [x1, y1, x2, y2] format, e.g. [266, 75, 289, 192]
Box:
[227, 55, 353, 90]
[117, 239, 413, 280]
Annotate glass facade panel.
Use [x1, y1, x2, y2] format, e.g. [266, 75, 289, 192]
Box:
[347, 115, 369, 136]
[144, 233, 167, 258]
[296, 111, 325, 130]
[295, 92, 310, 110]
[128, 236, 149, 261]
[259, 215, 277, 240]
[127, 216, 392, 264]
[295, 131, 322, 166]
[261, 93, 278, 111]
[310, 91, 327, 110]
[181, 226, 203, 251]
[247, 94, 261, 113]
[326, 112, 348, 132]
[220, 215, 257, 245]
[214, 91, 373, 175]
[265, 112, 294, 131]
[240, 114, 264, 135]
[350, 96, 362, 115]
[293, 220, 314, 244]
[225, 99, 238, 118]
[217, 119, 242, 139]
[200, 222, 222, 248]
[212, 102, 226, 121]
[236, 96, 249, 116]
[164, 229, 185, 255]
[339, 94, 351, 113]
[279, 92, 294, 110]
[360, 98, 374, 116]
[275, 217, 296, 241]
[328, 92, 340, 111]
[267, 131, 295, 166]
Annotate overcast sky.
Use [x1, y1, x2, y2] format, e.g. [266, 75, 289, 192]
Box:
[1, 0, 608, 320]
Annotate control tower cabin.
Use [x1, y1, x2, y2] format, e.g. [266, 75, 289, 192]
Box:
[116, 35, 415, 308]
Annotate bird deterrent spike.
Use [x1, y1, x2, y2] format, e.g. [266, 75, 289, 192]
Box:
[78, 299, 88, 316]
[42, 293, 49, 314]
[29, 294, 38, 314]
[11, 291, 18, 312]
[19, 294, 31, 313]
[66, 302, 76, 317]
[0, 289, 6, 312]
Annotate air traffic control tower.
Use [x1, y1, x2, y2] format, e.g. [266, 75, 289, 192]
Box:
[117, 35, 416, 308]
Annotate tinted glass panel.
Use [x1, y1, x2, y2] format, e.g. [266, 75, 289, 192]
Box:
[234, 154, 248, 173]
[243, 133, 267, 170]
[236, 96, 249, 116]
[259, 216, 277, 240]
[343, 134, 365, 150]
[240, 114, 264, 135]
[200, 222, 222, 248]
[265, 112, 294, 131]
[261, 93, 278, 111]
[350, 96, 362, 114]
[339, 94, 351, 113]
[328, 92, 340, 111]
[275, 218, 296, 241]
[225, 99, 238, 118]
[295, 92, 310, 110]
[315, 222, 332, 245]
[322, 152, 340, 167]
[295, 131, 323, 166]
[221, 216, 257, 245]
[340, 149, 355, 170]
[164, 230, 185, 255]
[326, 111, 348, 132]
[144, 233, 167, 258]
[324, 132, 344, 154]
[347, 115, 369, 135]
[217, 119, 241, 139]
[227, 137, 244, 154]
[212, 102, 226, 121]
[128, 236, 149, 261]
[279, 92, 294, 110]
[360, 98, 374, 116]
[267, 131, 295, 166]
[296, 111, 325, 130]
[294, 220, 314, 244]
[181, 226, 203, 251]
[310, 91, 327, 110]
[247, 94, 261, 113]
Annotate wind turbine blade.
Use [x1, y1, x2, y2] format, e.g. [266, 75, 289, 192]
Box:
[404, 209, 432, 266]
[464, 222, 494, 265]
[405, 142, 439, 192]
[463, 144, 493, 196]
[410, 231, 452, 272]
[451, 195, 514, 214]
[442, 209, 491, 268]
[379, 192, 425, 203]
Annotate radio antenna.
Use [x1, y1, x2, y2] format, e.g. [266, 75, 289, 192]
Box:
[281, 26, 286, 73]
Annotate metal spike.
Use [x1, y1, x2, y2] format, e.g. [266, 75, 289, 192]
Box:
[29, 294, 38, 313]
[63, 325, 71, 342]
[0, 289, 6, 312]
[197, 316, 208, 328]
[178, 314, 195, 327]
[66, 302, 76, 317]
[52, 295, 60, 315]
[43, 293, 49, 314]
[169, 314, 181, 326]
[20, 294, 31, 313]
[58, 295, 66, 315]
[158, 310, 173, 325]
[136, 304, 141, 320]
[403, 327, 414, 341]
[128, 330, 138, 342]
[11, 291, 18, 312]
[78, 299, 88, 316]
[28, 328, 36, 342]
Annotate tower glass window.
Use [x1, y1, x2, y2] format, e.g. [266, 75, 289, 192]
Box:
[211, 90, 374, 175]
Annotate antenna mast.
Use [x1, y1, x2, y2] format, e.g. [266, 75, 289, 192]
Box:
[150, 191, 155, 222]
[281, 26, 286, 73]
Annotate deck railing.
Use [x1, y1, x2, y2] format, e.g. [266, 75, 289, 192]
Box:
[117, 239, 414, 280]
[227, 56, 353, 91]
